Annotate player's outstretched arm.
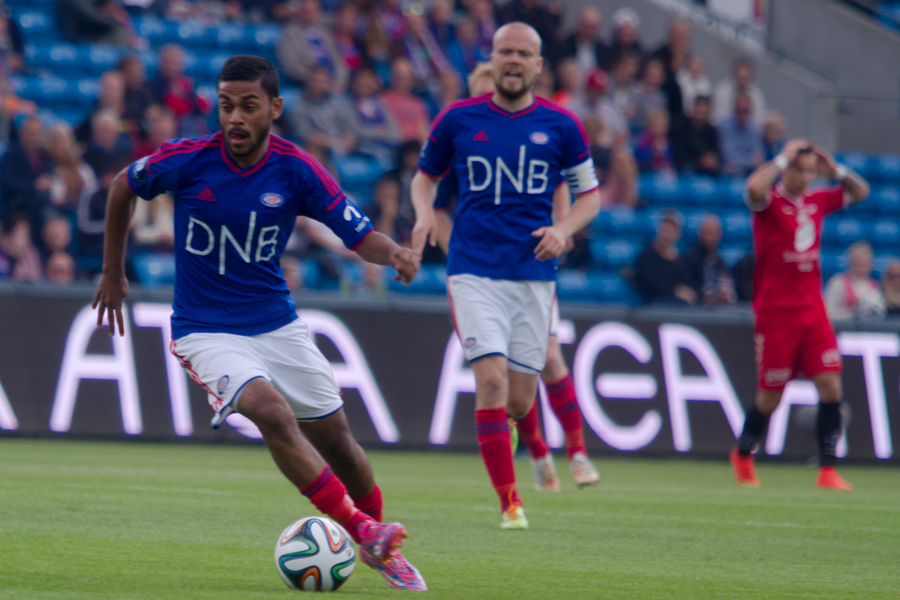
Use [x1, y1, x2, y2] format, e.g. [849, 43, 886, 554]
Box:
[92, 168, 138, 337]
[746, 139, 808, 208]
[410, 171, 441, 257]
[814, 146, 870, 205]
[355, 231, 421, 285]
[532, 188, 601, 261]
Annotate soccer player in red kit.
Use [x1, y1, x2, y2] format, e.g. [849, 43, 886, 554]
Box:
[731, 140, 869, 490]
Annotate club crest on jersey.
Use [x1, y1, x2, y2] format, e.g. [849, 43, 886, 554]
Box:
[529, 132, 549, 145]
[217, 375, 230, 396]
[260, 193, 285, 208]
[130, 156, 149, 182]
[465, 337, 476, 348]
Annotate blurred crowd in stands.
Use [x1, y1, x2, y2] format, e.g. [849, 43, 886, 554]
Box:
[0, 0, 893, 318]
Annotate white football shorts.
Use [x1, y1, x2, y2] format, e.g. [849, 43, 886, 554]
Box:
[549, 295, 560, 337]
[447, 273, 555, 374]
[170, 318, 343, 422]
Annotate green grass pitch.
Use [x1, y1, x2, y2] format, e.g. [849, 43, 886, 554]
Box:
[1, 440, 898, 599]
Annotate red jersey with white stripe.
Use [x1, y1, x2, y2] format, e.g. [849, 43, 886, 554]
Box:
[751, 184, 846, 312]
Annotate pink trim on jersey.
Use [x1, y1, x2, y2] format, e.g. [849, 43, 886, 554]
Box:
[241, 143, 271, 177]
[577, 148, 590, 159]
[325, 191, 346, 211]
[429, 93, 492, 131]
[150, 135, 220, 164]
[418, 166, 450, 178]
[350, 228, 374, 251]
[535, 97, 590, 147]
[219, 143, 242, 173]
[487, 96, 539, 119]
[269, 137, 341, 197]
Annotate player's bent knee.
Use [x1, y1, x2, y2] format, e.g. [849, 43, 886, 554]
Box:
[238, 381, 295, 431]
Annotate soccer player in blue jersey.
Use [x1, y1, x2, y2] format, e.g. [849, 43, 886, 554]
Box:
[92, 55, 427, 591]
[412, 23, 602, 529]
[434, 63, 601, 494]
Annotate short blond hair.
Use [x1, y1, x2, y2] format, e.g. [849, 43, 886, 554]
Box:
[467, 63, 493, 94]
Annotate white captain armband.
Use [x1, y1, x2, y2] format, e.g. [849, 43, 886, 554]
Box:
[565, 157, 600, 194]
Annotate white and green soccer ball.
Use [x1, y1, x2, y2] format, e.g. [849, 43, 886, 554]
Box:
[274, 517, 356, 591]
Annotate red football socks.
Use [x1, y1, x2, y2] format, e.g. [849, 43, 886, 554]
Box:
[300, 467, 369, 543]
[546, 374, 587, 459]
[475, 408, 521, 511]
[516, 402, 550, 460]
[352, 484, 383, 523]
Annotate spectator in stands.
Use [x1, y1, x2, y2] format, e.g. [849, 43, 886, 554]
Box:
[557, 6, 611, 73]
[532, 70, 555, 101]
[384, 140, 421, 246]
[83, 109, 133, 179]
[429, 0, 455, 49]
[712, 57, 766, 125]
[609, 8, 644, 62]
[57, 0, 134, 46]
[0, 1, 25, 73]
[437, 70, 463, 111]
[288, 65, 358, 158]
[0, 79, 38, 145]
[673, 95, 721, 176]
[468, 0, 497, 56]
[717, 94, 764, 176]
[762, 110, 787, 161]
[634, 209, 695, 305]
[0, 117, 52, 228]
[825, 241, 886, 319]
[650, 19, 689, 123]
[401, 5, 453, 84]
[149, 44, 211, 137]
[553, 58, 582, 108]
[448, 18, 489, 88]
[47, 122, 99, 218]
[132, 193, 175, 251]
[607, 52, 639, 138]
[569, 69, 624, 140]
[0, 213, 41, 282]
[77, 156, 130, 269]
[375, 0, 405, 42]
[381, 57, 430, 143]
[132, 107, 178, 159]
[277, 0, 349, 90]
[733, 250, 754, 302]
[370, 174, 402, 242]
[634, 110, 674, 175]
[76, 70, 131, 145]
[680, 214, 736, 305]
[117, 56, 153, 128]
[349, 68, 399, 164]
[45, 251, 76, 284]
[496, 0, 562, 63]
[332, 2, 363, 73]
[880, 259, 900, 316]
[676, 55, 711, 116]
[40, 213, 73, 261]
[632, 58, 669, 134]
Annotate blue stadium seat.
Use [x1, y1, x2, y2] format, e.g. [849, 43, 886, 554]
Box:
[134, 253, 176, 287]
[336, 155, 385, 188]
[835, 152, 869, 175]
[24, 42, 78, 72]
[639, 173, 680, 204]
[215, 23, 249, 48]
[821, 251, 848, 280]
[251, 24, 281, 49]
[281, 87, 301, 113]
[873, 219, 900, 249]
[14, 10, 57, 39]
[681, 175, 720, 206]
[590, 239, 638, 268]
[556, 271, 638, 303]
[718, 177, 747, 207]
[682, 210, 706, 239]
[871, 154, 900, 182]
[870, 185, 900, 214]
[823, 216, 870, 245]
[719, 245, 748, 268]
[722, 210, 751, 242]
[174, 22, 214, 46]
[389, 263, 446, 294]
[82, 44, 122, 73]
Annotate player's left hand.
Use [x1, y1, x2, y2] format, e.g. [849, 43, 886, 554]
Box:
[389, 247, 421, 285]
[532, 226, 568, 261]
[813, 146, 839, 178]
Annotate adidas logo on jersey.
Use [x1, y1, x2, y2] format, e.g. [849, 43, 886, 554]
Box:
[472, 130, 490, 142]
[197, 188, 216, 202]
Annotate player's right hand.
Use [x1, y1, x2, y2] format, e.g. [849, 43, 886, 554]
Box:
[389, 247, 421, 285]
[781, 139, 810, 163]
[92, 271, 130, 337]
[411, 210, 437, 257]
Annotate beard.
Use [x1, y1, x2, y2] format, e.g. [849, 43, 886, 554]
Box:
[494, 75, 532, 102]
[225, 123, 270, 157]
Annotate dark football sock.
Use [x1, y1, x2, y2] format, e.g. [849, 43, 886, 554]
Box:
[737, 405, 770, 456]
[817, 402, 842, 468]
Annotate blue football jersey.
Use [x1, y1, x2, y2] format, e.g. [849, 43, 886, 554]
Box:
[127, 132, 373, 339]
[418, 94, 598, 281]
